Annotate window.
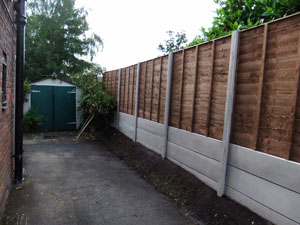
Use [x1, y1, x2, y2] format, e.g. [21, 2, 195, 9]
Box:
[2, 52, 7, 107]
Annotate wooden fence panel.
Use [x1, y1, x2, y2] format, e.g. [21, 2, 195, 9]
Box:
[109, 72, 113, 96]
[127, 66, 133, 115]
[158, 55, 169, 124]
[132, 65, 137, 116]
[231, 26, 265, 148]
[138, 62, 147, 118]
[124, 67, 129, 114]
[114, 69, 118, 99]
[180, 47, 197, 131]
[151, 58, 162, 122]
[104, 69, 120, 99]
[104, 13, 300, 163]
[170, 51, 184, 128]
[209, 36, 231, 140]
[292, 18, 300, 162]
[144, 60, 154, 120]
[120, 69, 125, 113]
[257, 16, 300, 159]
[193, 42, 215, 136]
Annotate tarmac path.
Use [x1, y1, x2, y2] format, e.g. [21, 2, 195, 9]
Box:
[0, 135, 194, 225]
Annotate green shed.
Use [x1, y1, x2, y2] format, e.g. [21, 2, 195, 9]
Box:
[24, 78, 82, 131]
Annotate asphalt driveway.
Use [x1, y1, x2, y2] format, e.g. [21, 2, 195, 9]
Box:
[0, 134, 194, 225]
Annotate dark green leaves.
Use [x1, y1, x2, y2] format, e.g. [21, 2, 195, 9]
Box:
[187, 0, 300, 47]
[158, 31, 188, 54]
[25, 0, 103, 82]
[69, 71, 116, 117]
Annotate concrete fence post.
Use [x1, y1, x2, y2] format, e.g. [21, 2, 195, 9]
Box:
[218, 30, 239, 197]
[162, 52, 173, 159]
[117, 69, 122, 130]
[134, 63, 141, 142]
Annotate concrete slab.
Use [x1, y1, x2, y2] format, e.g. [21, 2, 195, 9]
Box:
[0, 136, 194, 225]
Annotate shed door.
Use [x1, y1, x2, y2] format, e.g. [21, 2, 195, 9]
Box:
[54, 87, 76, 130]
[31, 85, 76, 131]
[31, 85, 54, 131]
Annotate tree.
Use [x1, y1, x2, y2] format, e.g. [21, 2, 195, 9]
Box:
[158, 31, 187, 54]
[188, 0, 300, 46]
[25, 0, 103, 81]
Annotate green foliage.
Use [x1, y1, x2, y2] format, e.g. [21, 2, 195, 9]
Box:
[25, 0, 103, 82]
[23, 108, 43, 132]
[24, 79, 31, 102]
[69, 71, 116, 118]
[158, 31, 188, 54]
[187, 0, 300, 46]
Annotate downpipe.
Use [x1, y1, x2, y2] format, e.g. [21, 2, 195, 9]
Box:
[14, 0, 27, 184]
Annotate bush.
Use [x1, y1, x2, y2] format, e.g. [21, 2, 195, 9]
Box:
[69, 71, 116, 130]
[23, 108, 43, 132]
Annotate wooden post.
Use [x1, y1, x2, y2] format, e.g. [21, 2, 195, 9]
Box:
[117, 69, 122, 130]
[253, 24, 268, 150]
[206, 40, 215, 137]
[134, 63, 141, 142]
[162, 52, 173, 159]
[191, 45, 199, 132]
[178, 50, 185, 129]
[218, 31, 239, 197]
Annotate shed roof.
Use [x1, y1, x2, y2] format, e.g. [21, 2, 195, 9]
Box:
[31, 78, 76, 87]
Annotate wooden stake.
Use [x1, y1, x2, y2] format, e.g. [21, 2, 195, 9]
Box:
[76, 114, 95, 140]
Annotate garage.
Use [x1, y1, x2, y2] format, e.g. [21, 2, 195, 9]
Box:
[24, 78, 82, 131]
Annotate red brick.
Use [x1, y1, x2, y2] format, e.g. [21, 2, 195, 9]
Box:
[0, 0, 16, 216]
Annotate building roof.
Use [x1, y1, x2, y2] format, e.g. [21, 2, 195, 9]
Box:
[31, 78, 77, 87]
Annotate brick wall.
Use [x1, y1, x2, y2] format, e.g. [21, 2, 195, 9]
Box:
[0, 0, 16, 217]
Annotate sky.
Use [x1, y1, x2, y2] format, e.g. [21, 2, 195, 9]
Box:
[75, 0, 218, 71]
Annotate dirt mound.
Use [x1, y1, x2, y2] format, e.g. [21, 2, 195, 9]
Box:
[99, 128, 272, 225]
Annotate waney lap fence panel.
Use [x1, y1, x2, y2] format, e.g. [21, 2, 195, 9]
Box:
[104, 13, 300, 163]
